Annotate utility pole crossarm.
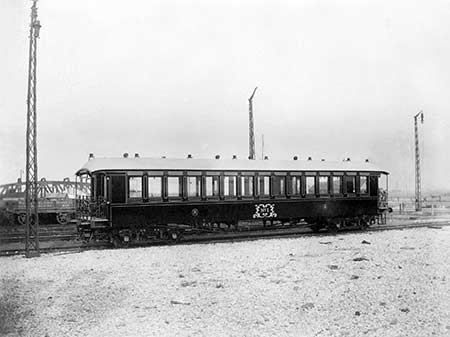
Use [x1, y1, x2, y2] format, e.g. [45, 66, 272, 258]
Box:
[249, 87, 258, 101]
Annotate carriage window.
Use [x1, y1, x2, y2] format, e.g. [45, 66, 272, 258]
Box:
[167, 177, 182, 197]
[148, 177, 162, 198]
[128, 177, 142, 198]
[346, 176, 355, 194]
[257, 176, 270, 195]
[333, 177, 341, 194]
[187, 176, 201, 197]
[223, 176, 236, 196]
[241, 176, 254, 196]
[205, 176, 220, 197]
[273, 176, 285, 196]
[291, 176, 301, 195]
[319, 176, 329, 195]
[306, 176, 315, 195]
[360, 176, 368, 194]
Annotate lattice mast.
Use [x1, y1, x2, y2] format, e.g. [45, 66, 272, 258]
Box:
[414, 110, 424, 212]
[248, 87, 257, 160]
[25, 0, 42, 258]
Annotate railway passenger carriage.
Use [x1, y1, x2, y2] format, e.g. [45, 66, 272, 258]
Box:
[75, 155, 389, 245]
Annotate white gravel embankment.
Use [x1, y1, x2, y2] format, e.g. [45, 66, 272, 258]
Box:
[1, 227, 450, 337]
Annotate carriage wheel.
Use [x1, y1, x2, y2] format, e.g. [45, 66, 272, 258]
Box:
[160, 229, 170, 240]
[56, 213, 69, 225]
[112, 236, 122, 248]
[17, 213, 27, 226]
[326, 223, 338, 234]
[310, 224, 321, 233]
[359, 219, 370, 231]
[2, 212, 15, 226]
[169, 231, 181, 243]
[112, 234, 130, 248]
[81, 231, 93, 244]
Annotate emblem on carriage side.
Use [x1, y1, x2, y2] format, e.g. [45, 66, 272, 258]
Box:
[253, 204, 277, 219]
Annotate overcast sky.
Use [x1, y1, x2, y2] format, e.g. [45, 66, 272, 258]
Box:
[1, 0, 449, 193]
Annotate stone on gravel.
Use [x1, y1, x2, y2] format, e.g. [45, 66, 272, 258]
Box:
[301, 303, 315, 310]
[170, 300, 190, 306]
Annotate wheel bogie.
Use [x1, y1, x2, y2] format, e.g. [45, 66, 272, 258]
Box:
[308, 216, 376, 234]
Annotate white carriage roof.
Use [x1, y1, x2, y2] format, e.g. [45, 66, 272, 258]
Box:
[76, 157, 389, 175]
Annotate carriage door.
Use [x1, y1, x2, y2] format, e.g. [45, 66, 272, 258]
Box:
[369, 176, 378, 197]
[94, 173, 106, 200]
[110, 175, 126, 204]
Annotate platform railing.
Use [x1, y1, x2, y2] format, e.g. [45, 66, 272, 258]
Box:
[76, 196, 106, 220]
[378, 190, 389, 210]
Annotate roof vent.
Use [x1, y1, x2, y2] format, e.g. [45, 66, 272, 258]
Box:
[365, 158, 369, 162]
[123, 153, 129, 158]
[264, 156, 269, 160]
[134, 153, 140, 158]
[307, 157, 312, 161]
[89, 153, 94, 160]
[293, 156, 298, 160]
[347, 158, 351, 161]
[161, 156, 166, 159]
[321, 159, 325, 161]
[232, 155, 237, 159]
[215, 155, 220, 159]
[187, 154, 193, 159]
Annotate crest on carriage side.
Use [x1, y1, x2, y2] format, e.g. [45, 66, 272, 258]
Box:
[253, 203, 277, 219]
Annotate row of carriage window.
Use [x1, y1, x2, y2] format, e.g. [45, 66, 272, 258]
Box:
[125, 173, 369, 200]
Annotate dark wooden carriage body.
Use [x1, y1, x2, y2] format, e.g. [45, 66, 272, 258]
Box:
[75, 156, 388, 243]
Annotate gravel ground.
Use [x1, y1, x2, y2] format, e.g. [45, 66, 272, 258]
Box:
[1, 227, 450, 337]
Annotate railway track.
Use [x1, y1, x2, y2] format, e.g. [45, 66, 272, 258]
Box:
[0, 222, 78, 243]
[1, 218, 449, 257]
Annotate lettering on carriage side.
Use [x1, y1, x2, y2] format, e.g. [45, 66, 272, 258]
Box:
[253, 203, 277, 219]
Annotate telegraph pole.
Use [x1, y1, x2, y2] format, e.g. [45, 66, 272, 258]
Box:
[248, 87, 257, 160]
[25, 0, 42, 257]
[414, 110, 424, 212]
